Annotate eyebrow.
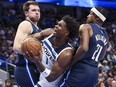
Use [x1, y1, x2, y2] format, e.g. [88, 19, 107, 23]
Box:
[31, 8, 40, 10]
[58, 22, 63, 27]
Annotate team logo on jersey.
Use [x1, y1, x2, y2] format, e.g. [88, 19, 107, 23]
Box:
[44, 47, 55, 63]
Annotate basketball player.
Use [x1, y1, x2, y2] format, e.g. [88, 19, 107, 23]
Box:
[25, 15, 79, 87]
[13, 1, 51, 87]
[60, 7, 109, 87]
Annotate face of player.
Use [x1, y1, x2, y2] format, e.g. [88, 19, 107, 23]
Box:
[86, 11, 95, 23]
[25, 5, 40, 22]
[53, 20, 69, 38]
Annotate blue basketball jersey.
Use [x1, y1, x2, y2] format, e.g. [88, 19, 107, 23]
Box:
[60, 23, 109, 87]
[15, 20, 42, 66]
[78, 23, 109, 67]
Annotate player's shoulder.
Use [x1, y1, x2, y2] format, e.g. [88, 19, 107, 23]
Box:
[17, 20, 32, 33]
[62, 48, 74, 57]
[19, 20, 32, 27]
[80, 23, 91, 28]
[79, 23, 91, 31]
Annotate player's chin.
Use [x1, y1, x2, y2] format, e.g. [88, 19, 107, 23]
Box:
[34, 17, 40, 21]
[86, 20, 92, 23]
[53, 32, 57, 36]
[86, 20, 89, 23]
[35, 18, 40, 21]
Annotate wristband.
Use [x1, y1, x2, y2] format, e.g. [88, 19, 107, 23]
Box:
[41, 68, 51, 78]
[37, 78, 57, 87]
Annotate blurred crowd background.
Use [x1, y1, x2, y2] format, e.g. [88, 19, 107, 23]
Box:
[0, 1, 116, 87]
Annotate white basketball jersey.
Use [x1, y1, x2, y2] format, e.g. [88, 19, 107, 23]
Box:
[40, 34, 72, 87]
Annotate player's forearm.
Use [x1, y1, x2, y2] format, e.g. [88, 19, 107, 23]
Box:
[32, 28, 54, 40]
[31, 33, 43, 40]
[71, 46, 87, 66]
[35, 60, 45, 72]
[46, 68, 64, 82]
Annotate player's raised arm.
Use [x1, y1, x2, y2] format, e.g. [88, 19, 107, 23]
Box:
[13, 21, 32, 54]
[71, 24, 91, 65]
[31, 28, 54, 40]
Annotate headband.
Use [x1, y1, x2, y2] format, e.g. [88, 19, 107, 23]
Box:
[91, 7, 106, 22]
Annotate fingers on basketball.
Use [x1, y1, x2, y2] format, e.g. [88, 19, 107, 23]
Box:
[21, 38, 42, 58]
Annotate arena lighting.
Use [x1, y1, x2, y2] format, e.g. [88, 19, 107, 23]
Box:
[64, 0, 94, 7]
[35, 0, 116, 8]
[9, 0, 28, 2]
[9, 0, 13, 2]
[93, 0, 116, 8]
[90, 0, 94, 7]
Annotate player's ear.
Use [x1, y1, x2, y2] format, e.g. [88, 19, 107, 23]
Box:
[65, 31, 69, 37]
[24, 11, 28, 16]
[96, 17, 100, 21]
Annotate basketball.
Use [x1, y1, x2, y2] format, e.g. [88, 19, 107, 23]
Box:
[21, 37, 42, 56]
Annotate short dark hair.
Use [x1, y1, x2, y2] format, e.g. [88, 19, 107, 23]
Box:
[62, 15, 79, 39]
[23, 1, 39, 12]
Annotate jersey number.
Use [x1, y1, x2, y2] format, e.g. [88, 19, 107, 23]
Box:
[92, 44, 103, 62]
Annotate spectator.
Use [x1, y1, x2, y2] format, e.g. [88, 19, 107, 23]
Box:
[111, 80, 116, 87]
[97, 81, 106, 87]
[105, 77, 113, 87]
[5, 79, 12, 87]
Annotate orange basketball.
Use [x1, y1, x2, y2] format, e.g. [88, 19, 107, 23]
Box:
[21, 37, 42, 56]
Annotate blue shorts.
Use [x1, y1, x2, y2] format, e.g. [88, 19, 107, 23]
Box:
[14, 65, 40, 87]
[60, 62, 98, 87]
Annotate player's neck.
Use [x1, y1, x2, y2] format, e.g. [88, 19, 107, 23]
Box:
[94, 21, 103, 26]
[53, 37, 68, 48]
[26, 18, 37, 25]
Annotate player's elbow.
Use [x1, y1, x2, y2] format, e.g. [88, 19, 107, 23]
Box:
[12, 47, 15, 52]
[13, 46, 18, 52]
[13, 44, 21, 53]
